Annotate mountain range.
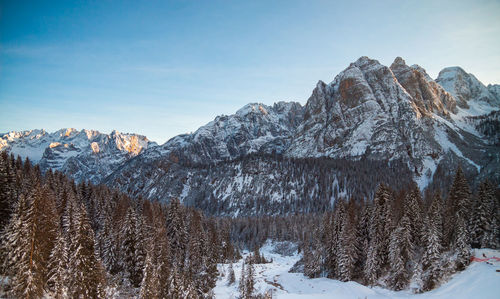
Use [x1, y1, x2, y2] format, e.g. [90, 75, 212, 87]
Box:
[0, 128, 155, 184]
[2, 56, 499, 215]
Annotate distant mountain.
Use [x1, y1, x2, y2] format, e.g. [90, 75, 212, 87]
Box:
[3, 56, 499, 216]
[0, 128, 155, 183]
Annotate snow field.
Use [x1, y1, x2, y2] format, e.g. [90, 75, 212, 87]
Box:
[215, 242, 500, 299]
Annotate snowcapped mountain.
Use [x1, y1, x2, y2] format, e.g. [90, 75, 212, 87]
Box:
[3, 56, 499, 216]
[140, 101, 304, 165]
[0, 128, 155, 183]
[287, 56, 500, 189]
[103, 56, 499, 215]
[436, 67, 500, 115]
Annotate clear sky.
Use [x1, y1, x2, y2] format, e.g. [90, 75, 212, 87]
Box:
[1, 0, 500, 144]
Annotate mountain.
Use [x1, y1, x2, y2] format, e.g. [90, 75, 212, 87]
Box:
[102, 56, 499, 215]
[138, 101, 304, 165]
[3, 56, 499, 216]
[436, 67, 500, 114]
[287, 56, 500, 190]
[0, 128, 155, 183]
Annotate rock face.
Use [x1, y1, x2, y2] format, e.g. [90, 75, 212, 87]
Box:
[0, 128, 155, 183]
[3, 56, 499, 216]
[390, 57, 457, 117]
[287, 56, 436, 163]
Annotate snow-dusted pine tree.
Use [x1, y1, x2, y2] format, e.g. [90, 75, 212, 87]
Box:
[139, 244, 161, 299]
[67, 203, 105, 298]
[166, 198, 188, 269]
[47, 230, 69, 298]
[121, 206, 143, 287]
[238, 261, 246, 296]
[453, 213, 471, 271]
[388, 214, 413, 291]
[471, 180, 498, 248]
[422, 194, 443, 291]
[4, 185, 58, 298]
[445, 167, 471, 247]
[338, 200, 358, 282]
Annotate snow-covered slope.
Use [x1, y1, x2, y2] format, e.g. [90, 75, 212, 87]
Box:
[0, 128, 155, 183]
[215, 242, 500, 299]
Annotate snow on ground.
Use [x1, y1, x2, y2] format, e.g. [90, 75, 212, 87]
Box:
[415, 156, 440, 190]
[215, 241, 500, 299]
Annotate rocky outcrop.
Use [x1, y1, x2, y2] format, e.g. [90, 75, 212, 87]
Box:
[390, 57, 457, 117]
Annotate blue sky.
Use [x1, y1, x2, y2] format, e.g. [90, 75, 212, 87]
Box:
[1, 0, 500, 143]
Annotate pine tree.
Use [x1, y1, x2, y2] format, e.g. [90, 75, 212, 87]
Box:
[4, 192, 44, 298]
[357, 202, 371, 277]
[363, 184, 393, 284]
[139, 243, 161, 299]
[4, 185, 58, 298]
[445, 167, 471, 247]
[453, 214, 471, 271]
[406, 185, 424, 245]
[321, 212, 338, 279]
[134, 213, 146, 286]
[67, 203, 105, 298]
[303, 243, 322, 278]
[243, 260, 255, 299]
[166, 198, 188, 269]
[422, 195, 443, 291]
[100, 212, 120, 274]
[205, 221, 221, 292]
[238, 261, 246, 296]
[47, 230, 68, 298]
[121, 206, 143, 287]
[62, 193, 79, 251]
[388, 214, 413, 291]
[151, 209, 171, 298]
[0, 153, 15, 233]
[471, 180, 498, 248]
[412, 262, 424, 294]
[187, 210, 206, 293]
[338, 200, 358, 282]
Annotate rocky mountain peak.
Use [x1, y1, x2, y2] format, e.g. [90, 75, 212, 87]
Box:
[289, 56, 422, 159]
[436, 67, 500, 113]
[390, 57, 457, 117]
